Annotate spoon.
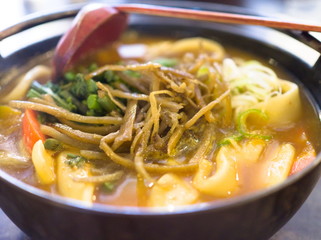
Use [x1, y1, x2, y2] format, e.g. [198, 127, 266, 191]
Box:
[53, 4, 127, 78]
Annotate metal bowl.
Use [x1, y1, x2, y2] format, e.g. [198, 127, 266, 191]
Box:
[1, 2, 321, 240]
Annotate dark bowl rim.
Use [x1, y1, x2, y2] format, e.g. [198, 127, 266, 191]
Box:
[1, 1, 321, 217]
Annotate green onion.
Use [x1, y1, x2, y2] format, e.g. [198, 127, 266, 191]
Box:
[237, 109, 272, 140]
[102, 182, 116, 192]
[218, 134, 244, 146]
[197, 66, 210, 78]
[44, 138, 64, 151]
[237, 109, 267, 135]
[219, 109, 272, 146]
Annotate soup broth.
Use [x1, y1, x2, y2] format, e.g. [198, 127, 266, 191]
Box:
[0, 34, 318, 209]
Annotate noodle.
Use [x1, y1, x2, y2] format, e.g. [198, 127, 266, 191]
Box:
[51, 123, 103, 145]
[9, 100, 122, 125]
[73, 170, 124, 183]
[85, 62, 162, 80]
[112, 100, 137, 150]
[184, 89, 230, 129]
[40, 125, 100, 151]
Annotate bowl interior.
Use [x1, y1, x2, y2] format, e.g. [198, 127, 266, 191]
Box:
[1, 4, 321, 215]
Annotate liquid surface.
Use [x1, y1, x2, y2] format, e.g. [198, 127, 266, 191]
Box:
[0, 34, 319, 209]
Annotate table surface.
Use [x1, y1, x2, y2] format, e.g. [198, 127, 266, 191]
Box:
[1, 0, 321, 239]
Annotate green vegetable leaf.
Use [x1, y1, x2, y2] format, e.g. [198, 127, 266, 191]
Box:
[66, 154, 87, 168]
[26, 89, 42, 99]
[87, 94, 103, 113]
[87, 79, 98, 94]
[58, 90, 88, 115]
[152, 58, 178, 67]
[27, 81, 76, 112]
[88, 63, 98, 72]
[103, 70, 121, 84]
[124, 70, 141, 78]
[98, 95, 117, 113]
[70, 74, 89, 99]
[64, 72, 76, 82]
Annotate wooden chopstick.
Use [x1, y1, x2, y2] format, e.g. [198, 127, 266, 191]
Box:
[116, 4, 321, 32]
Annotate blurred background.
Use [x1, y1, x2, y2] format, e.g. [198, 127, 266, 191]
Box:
[1, 0, 321, 31]
[1, 0, 321, 240]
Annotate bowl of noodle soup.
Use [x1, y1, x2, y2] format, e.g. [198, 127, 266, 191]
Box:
[1, 2, 321, 240]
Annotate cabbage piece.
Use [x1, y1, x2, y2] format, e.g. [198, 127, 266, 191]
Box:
[57, 152, 94, 203]
[260, 143, 295, 187]
[254, 80, 301, 127]
[148, 173, 199, 208]
[32, 140, 55, 184]
[238, 139, 266, 164]
[193, 139, 265, 197]
[193, 146, 238, 197]
[0, 151, 30, 167]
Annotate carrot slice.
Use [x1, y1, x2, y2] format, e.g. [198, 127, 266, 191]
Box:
[290, 143, 316, 175]
[22, 109, 45, 153]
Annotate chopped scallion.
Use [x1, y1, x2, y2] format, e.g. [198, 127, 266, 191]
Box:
[66, 154, 87, 168]
[102, 182, 116, 192]
[44, 138, 64, 151]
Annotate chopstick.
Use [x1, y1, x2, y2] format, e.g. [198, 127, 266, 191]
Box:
[116, 4, 321, 32]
